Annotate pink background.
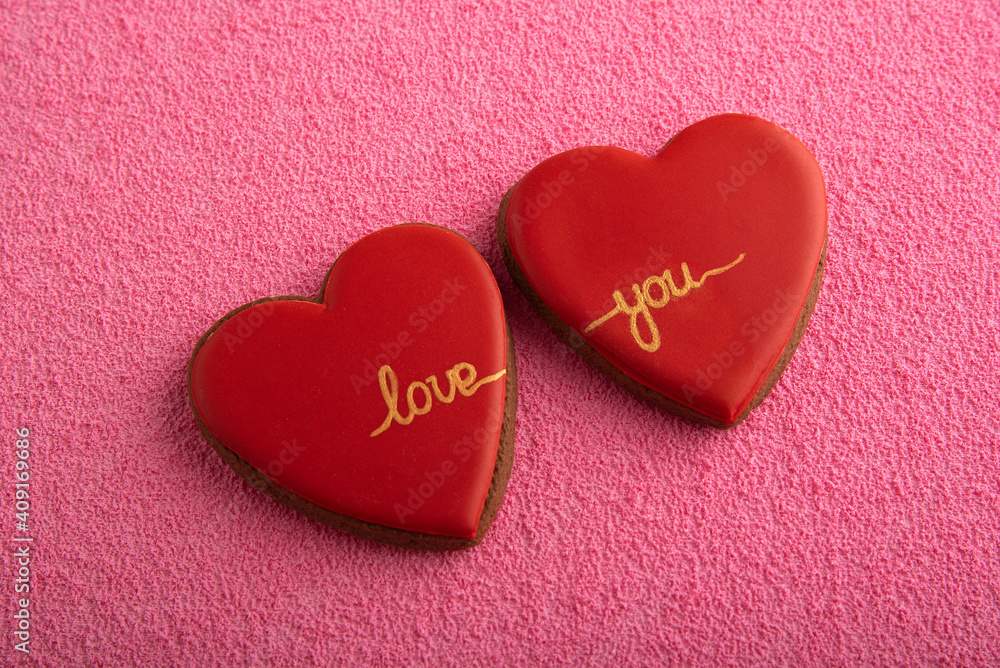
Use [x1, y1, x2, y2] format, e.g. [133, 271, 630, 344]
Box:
[2, 0, 998, 665]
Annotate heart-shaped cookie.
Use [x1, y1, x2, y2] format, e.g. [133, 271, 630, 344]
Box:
[498, 114, 826, 428]
[188, 224, 516, 550]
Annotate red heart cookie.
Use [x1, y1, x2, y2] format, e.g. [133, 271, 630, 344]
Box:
[498, 114, 826, 428]
[188, 224, 516, 550]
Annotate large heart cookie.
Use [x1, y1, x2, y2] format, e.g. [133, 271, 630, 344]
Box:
[498, 114, 826, 428]
[188, 224, 516, 550]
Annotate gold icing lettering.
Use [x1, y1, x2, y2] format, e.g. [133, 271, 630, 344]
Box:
[370, 363, 507, 437]
[584, 254, 746, 352]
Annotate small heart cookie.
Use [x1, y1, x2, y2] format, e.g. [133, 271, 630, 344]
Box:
[498, 114, 827, 428]
[188, 224, 516, 550]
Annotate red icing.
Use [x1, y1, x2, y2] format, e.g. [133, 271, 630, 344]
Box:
[189, 224, 509, 539]
[504, 114, 827, 424]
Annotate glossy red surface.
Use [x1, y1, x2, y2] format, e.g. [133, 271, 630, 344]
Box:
[190, 224, 509, 538]
[504, 114, 827, 424]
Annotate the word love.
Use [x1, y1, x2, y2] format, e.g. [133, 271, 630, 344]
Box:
[584, 253, 746, 352]
[370, 362, 506, 437]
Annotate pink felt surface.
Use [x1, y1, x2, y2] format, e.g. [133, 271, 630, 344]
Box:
[2, 0, 998, 665]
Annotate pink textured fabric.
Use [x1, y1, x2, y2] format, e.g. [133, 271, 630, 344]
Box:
[2, 0, 998, 665]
